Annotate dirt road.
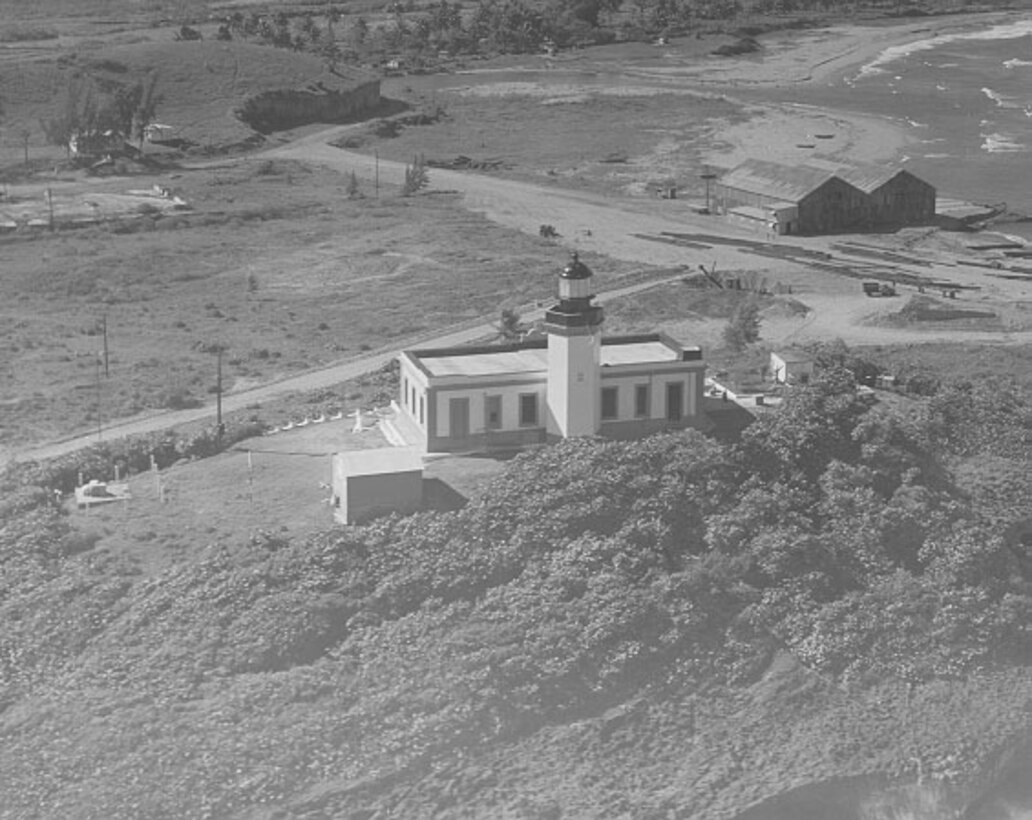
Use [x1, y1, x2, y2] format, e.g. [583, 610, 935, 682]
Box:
[267, 130, 778, 275]
[11, 120, 1032, 465]
[271, 131, 1032, 340]
[8, 270, 688, 465]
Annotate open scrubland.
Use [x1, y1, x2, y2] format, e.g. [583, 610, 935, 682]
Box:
[348, 77, 746, 199]
[4, 2, 1032, 818]
[0, 158, 642, 454]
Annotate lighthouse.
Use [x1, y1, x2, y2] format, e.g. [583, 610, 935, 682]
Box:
[544, 252, 604, 438]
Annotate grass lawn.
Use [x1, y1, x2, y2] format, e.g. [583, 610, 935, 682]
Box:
[0, 158, 643, 451]
[65, 422, 516, 580]
[64, 418, 391, 576]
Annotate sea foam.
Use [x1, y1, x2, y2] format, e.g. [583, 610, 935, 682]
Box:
[859, 18, 1032, 77]
[981, 132, 1026, 152]
[981, 87, 1023, 108]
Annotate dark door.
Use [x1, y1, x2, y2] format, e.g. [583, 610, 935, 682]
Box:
[449, 397, 470, 440]
[485, 395, 502, 430]
[666, 382, 684, 421]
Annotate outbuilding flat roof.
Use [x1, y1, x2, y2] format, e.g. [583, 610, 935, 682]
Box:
[337, 447, 424, 476]
[771, 349, 813, 363]
[411, 335, 696, 379]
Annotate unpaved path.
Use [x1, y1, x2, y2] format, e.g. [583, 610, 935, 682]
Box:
[12, 109, 1032, 463]
[266, 128, 796, 273]
[9, 270, 688, 465]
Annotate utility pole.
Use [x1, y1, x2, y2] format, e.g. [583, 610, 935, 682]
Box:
[216, 346, 224, 445]
[94, 352, 102, 441]
[101, 314, 109, 377]
[46, 186, 54, 231]
[374, 149, 379, 198]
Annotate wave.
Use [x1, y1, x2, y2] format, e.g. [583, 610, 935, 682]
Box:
[981, 87, 1025, 109]
[983, 87, 1006, 106]
[1003, 57, 1032, 68]
[859, 18, 1032, 77]
[981, 132, 1026, 153]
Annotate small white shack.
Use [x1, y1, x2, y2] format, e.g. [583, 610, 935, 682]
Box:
[770, 349, 815, 385]
[331, 447, 424, 524]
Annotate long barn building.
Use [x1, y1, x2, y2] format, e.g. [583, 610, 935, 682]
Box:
[713, 159, 935, 236]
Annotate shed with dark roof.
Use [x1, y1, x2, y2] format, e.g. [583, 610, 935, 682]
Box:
[714, 160, 935, 235]
[714, 159, 869, 235]
[838, 166, 936, 227]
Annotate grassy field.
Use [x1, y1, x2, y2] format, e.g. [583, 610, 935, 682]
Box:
[357, 73, 745, 200]
[0, 158, 642, 451]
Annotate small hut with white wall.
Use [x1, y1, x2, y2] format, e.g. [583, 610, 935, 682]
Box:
[331, 447, 424, 524]
[770, 349, 815, 385]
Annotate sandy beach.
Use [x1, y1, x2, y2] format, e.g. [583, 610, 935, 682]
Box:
[677, 11, 1032, 173]
[428, 10, 1032, 189]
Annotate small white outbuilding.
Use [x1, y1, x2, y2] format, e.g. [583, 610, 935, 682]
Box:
[331, 447, 424, 524]
[770, 349, 815, 385]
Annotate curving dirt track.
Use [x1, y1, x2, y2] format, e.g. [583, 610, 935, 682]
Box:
[12, 10, 1032, 464]
[13, 119, 1032, 466]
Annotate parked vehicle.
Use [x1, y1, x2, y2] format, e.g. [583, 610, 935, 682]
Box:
[75, 479, 130, 509]
[862, 281, 896, 297]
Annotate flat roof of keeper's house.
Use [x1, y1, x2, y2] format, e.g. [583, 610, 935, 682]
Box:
[406, 334, 702, 379]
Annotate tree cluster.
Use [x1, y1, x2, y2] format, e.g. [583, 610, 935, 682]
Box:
[40, 71, 161, 159]
[205, 0, 942, 70]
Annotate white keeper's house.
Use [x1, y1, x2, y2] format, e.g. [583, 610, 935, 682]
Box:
[386, 254, 711, 453]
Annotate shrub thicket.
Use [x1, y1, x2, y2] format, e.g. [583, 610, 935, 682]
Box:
[1, 353, 1030, 815]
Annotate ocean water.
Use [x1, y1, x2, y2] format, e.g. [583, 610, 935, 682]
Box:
[787, 18, 1032, 236]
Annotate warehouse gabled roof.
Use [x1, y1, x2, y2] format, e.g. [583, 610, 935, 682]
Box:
[835, 165, 922, 194]
[717, 159, 839, 203]
[834, 164, 899, 193]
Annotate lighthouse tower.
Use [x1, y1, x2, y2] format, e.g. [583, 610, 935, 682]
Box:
[545, 253, 604, 438]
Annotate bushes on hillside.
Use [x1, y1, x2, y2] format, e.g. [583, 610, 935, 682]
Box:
[2, 350, 1032, 815]
[11, 419, 266, 496]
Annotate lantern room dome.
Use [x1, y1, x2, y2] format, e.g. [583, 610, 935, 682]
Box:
[560, 252, 593, 280]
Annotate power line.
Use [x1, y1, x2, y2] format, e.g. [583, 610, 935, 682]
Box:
[228, 447, 331, 458]
[102, 314, 109, 378]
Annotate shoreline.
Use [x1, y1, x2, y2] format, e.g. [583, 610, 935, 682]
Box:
[694, 10, 1032, 173]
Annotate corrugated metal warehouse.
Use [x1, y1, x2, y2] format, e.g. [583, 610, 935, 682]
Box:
[837, 166, 936, 227]
[713, 159, 935, 235]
